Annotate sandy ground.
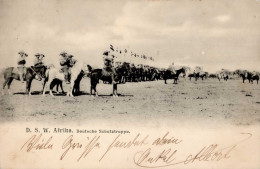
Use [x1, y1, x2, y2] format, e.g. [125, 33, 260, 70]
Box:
[0, 77, 259, 127]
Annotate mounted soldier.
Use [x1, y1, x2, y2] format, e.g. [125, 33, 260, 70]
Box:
[17, 50, 28, 83]
[167, 62, 176, 75]
[59, 51, 76, 84]
[103, 51, 116, 83]
[103, 51, 114, 71]
[33, 53, 45, 67]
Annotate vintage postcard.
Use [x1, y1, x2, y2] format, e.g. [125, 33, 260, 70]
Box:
[0, 0, 259, 168]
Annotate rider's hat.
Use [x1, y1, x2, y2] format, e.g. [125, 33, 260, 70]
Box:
[103, 51, 110, 56]
[18, 50, 25, 55]
[60, 51, 67, 56]
[68, 54, 73, 58]
[35, 53, 41, 57]
[41, 54, 45, 57]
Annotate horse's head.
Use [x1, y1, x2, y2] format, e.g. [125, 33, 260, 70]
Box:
[82, 64, 92, 77]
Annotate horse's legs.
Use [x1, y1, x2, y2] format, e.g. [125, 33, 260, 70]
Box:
[47, 81, 54, 96]
[67, 82, 74, 97]
[90, 85, 93, 96]
[56, 83, 60, 93]
[2, 78, 10, 94]
[7, 78, 14, 95]
[3, 78, 9, 90]
[60, 82, 65, 94]
[42, 79, 47, 94]
[26, 79, 33, 96]
[93, 83, 98, 96]
[112, 83, 118, 97]
[42, 81, 50, 96]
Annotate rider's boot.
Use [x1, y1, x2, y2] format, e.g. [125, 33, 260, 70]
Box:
[19, 73, 24, 83]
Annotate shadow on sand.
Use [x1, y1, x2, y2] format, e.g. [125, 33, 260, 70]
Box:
[12, 91, 134, 97]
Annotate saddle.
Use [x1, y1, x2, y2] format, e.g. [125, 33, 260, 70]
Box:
[102, 68, 114, 76]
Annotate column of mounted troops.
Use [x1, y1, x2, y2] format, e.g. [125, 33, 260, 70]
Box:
[2, 48, 259, 97]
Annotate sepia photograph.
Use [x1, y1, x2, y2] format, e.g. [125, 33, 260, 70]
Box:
[0, 0, 260, 168]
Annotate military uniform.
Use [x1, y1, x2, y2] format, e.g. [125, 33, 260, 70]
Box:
[59, 52, 76, 84]
[17, 51, 28, 83]
[103, 51, 115, 71]
[103, 51, 116, 83]
[168, 63, 176, 74]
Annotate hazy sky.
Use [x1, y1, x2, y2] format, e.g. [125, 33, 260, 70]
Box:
[0, 0, 259, 73]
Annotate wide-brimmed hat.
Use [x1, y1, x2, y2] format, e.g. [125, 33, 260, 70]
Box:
[35, 53, 41, 57]
[60, 51, 67, 56]
[18, 50, 25, 55]
[41, 54, 45, 57]
[68, 54, 73, 58]
[103, 51, 110, 56]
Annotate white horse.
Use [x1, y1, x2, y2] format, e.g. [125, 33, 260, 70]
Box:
[42, 62, 89, 97]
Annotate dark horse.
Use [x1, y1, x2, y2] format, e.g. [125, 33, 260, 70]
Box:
[240, 74, 249, 83]
[88, 65, 125, 97]
[163, 68, 186, 84]
[199, 73, 207, 80]
[48, 70, 85, 96]
[241, 72, 259, 84]
[2, 66, 47, 95]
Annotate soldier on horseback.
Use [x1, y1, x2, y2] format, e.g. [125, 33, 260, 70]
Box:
[103, 51, 116, 83]
[33, 53, 45, 67]
[17, 50, 28, 83]
[59, 52, 76, 84]
[168, 62, 176, 75]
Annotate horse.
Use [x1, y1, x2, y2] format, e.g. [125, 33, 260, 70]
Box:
[240, 74, 248, 83]
[48, 70, 85, 96]
[246, 72, 259, 84]
[163, 67, 186, 84]
[42, 61, 89, 97]
[88, 65, 123, 97]
[250, 75, 259, 84]
[217, 72, 229, 81]
[199, 73, 207, 80]
[50, 79, 65, 94]
[240, 72, 255, 84]
[188, 72, 200, 81]
[2, 65, 47, 95]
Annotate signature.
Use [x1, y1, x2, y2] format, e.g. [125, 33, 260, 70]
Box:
[133, 133, 252, 168]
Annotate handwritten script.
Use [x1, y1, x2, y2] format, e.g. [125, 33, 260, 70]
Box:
[20, 132, 252, 168]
